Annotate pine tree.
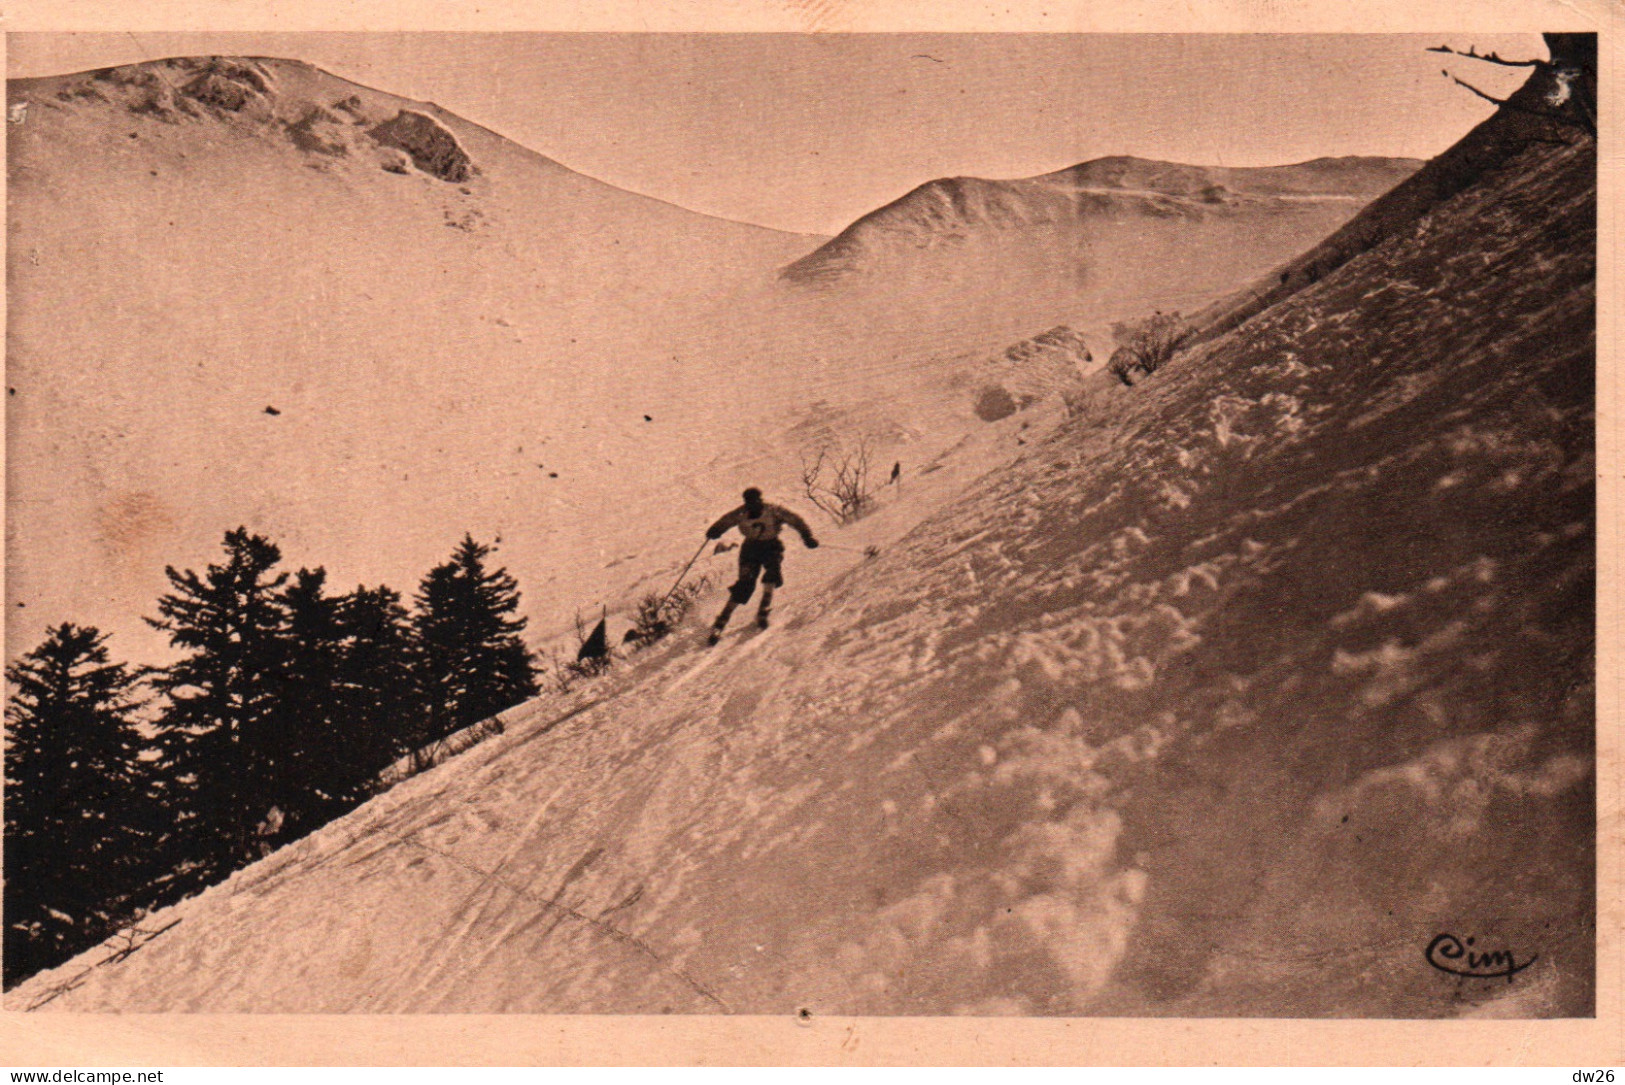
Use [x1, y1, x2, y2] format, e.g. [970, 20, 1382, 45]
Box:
[413, 535, 538, 741]
[146, 528, 290, 888]
[3, 624, 147, 987]
[331, 584, 424, 800]
[271, 567, 348, 829]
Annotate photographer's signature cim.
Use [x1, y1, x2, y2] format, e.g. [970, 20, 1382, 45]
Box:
[1426, 933, 1537, 982]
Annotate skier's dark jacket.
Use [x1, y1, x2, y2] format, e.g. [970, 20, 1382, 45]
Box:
[706, 502, 815, 545]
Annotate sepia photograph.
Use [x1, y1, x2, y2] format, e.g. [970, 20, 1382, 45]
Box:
[0, 21, 1601, 1038]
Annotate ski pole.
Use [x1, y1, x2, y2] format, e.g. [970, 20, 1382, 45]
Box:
[658, 537, 711, 610]
[820, 542, 881, 558]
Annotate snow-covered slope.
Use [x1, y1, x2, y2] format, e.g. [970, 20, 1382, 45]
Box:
[11, 80, 1593, 1015]
[6, 57, 829, 663]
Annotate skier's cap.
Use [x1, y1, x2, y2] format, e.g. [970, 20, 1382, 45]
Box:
[743, 487, 763, 502]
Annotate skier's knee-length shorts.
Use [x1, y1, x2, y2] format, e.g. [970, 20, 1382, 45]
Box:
[730, 538, 785, 603]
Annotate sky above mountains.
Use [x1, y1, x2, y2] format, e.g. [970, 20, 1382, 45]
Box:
[10, 32, 1540, 234]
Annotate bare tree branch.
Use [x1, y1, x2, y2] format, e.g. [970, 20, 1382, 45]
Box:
[1428, 44, 1543, 68]
[1445, 71, 1511, 107]
[1431, 42, 1595, 139]
[801, 434, 879, 524]
[800, 446, 844, 523]
[1441, 71, 1595, 136]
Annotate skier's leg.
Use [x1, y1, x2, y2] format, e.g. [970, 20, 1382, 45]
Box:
[758, 542, 784, 627]
[713, 551, 761, 644]
[708, 599, 739, 644]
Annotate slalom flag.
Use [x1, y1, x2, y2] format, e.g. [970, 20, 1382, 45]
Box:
[577, 616, 609, 661]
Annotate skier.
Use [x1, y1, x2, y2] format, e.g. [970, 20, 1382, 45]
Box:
[704, 487, 818, 644]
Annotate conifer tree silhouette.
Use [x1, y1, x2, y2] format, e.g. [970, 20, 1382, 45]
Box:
[333, 584, 424, 795]
[412, 535, 538, 741]
[272, 567, 350, 828]
[4, 624, 147, 987]
[146, 528, 290, 887]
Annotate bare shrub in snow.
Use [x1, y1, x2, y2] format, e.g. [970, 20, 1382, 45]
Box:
[547, 645, 610, 694]
[544, 646, 578, 694]
[1110, 310, 1192, 381]
[626, 575, 712, 648]
[801, 433, 879, 525]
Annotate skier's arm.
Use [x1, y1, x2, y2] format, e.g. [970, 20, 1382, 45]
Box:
[706, 507, 743, 540]
[778, 506, 818, 547]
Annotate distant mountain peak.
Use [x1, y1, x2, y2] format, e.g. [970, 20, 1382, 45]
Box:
[782, 155, 1422, 287]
